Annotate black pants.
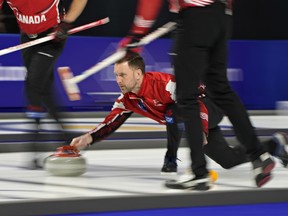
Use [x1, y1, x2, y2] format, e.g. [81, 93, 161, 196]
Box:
[173, 2, 264, 176]
[21, 32, 68, 156]
[21, 32, 66, 120]
[165, 99, 277, 170]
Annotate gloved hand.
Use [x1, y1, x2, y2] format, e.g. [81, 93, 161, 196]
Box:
[169, 12, 179, 23]
[54, 21, 73, 41]
[118, 33, 143, 53]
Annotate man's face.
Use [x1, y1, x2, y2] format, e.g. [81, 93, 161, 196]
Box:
[114, 62, 140, 94]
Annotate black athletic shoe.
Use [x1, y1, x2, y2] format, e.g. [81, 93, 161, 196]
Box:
[165, 174, 210, 191]
[161, 156, 177, 174]
[255, 172, 272, 188]
[272, 132, 288, 167]
[252, 152, 275, 187]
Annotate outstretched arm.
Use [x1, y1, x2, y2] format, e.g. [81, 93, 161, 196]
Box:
[130, 0, 164, 35]
[70, 109, 132, 150]
[118, 0, 164, 52]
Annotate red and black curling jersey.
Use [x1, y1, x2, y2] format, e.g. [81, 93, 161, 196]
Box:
[130, 0, 226, 35]
[88, 72, 209, 144]
[0, 0, 61, 34]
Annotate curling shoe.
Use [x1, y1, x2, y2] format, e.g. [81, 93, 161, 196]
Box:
[161, 156, 177, 175]
[165, 174, 210, 191]
[272, 132, 288, 167]
[252, 152, 275, 187]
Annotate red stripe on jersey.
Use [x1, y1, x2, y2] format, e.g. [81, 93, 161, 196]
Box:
[179, 0, 214, 8]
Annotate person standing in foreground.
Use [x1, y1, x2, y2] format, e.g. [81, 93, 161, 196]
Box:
[118, 0, 275, 190]
[0, 0, 88, 167]
[69, 53, 288, 181]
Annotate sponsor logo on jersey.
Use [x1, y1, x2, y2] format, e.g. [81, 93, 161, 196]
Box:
[165, 115, 174, 124]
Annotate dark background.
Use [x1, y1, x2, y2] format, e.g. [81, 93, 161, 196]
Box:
[1, 0, 288, 39]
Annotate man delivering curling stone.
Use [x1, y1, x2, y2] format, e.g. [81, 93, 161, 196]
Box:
[69, 53, 288, 179]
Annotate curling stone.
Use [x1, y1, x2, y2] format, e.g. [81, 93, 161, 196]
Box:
[45, 146, 86, 177]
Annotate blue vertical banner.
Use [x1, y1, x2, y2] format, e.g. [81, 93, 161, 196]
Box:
[228, 40, 288, 109]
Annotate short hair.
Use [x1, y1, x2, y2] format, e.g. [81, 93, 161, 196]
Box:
[116, 52, 145, 74]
